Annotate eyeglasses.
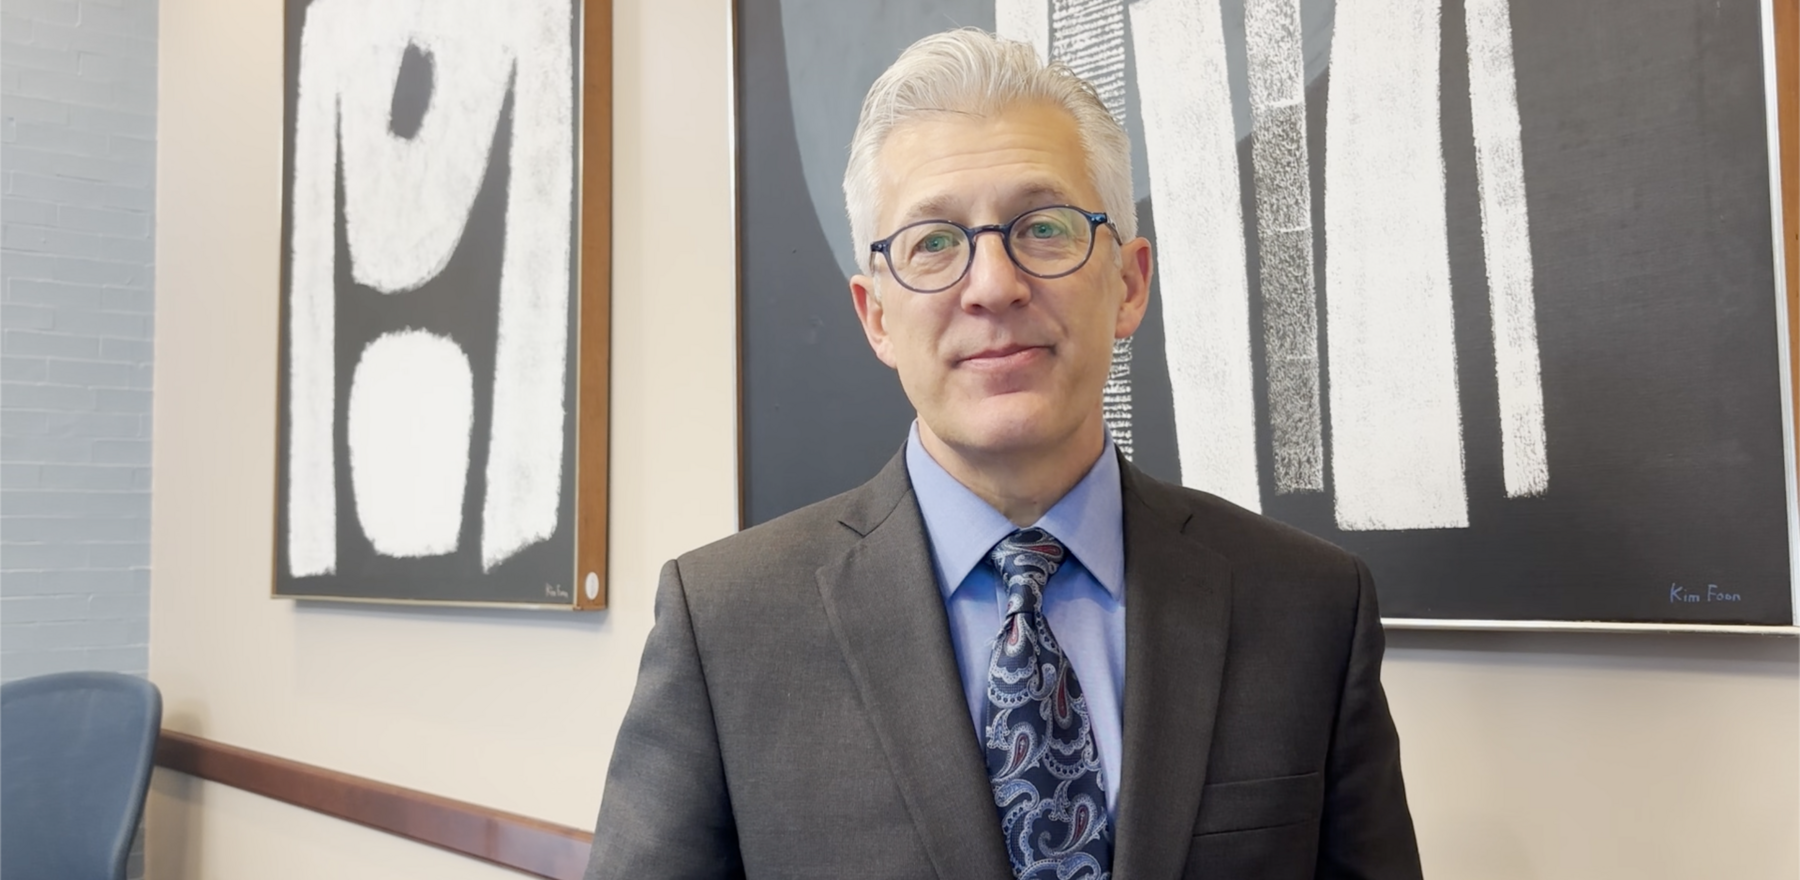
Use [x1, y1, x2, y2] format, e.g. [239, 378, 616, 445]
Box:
[868, 205, 1121, 294]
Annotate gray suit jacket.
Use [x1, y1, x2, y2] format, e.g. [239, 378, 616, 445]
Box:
[586, 450, 1422, 880]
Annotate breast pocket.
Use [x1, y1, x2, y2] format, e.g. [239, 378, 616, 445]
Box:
[1185, 772, 1323, 880]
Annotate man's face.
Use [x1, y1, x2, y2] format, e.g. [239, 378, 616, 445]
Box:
[850, 102, 1152, 463]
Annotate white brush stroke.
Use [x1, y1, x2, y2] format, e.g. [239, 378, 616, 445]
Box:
[479, 0, 575, 571]
[1130, 0, 1262, 511]
[335, 5, 512, 294]
[286, 0, 343, 577]
[1052, 0, 1128, 120]
[1245, 0, 1323, 494]
[996, 0, 1051, 63]
[287, 0, 574, 573]
[1103, 338, 1134, 460]
[347, 330, 474, 558]
[1324, 0, 1469, 530]
[1051, 0, 1134, 458]
[1465, 0, 1548, 499]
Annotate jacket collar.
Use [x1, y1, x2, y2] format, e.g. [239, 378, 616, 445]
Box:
[1110, 456, 1235, 880]
[816, 448, 1015, 879]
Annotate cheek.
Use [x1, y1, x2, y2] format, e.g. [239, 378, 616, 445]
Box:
[883, 302, 947, 364]
[878, 323, 940, 394]
[1076, 323, 1128, 391]
[1060, 296, 1122, 366]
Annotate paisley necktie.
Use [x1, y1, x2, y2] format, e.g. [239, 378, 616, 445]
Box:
[983, 528, 1112, 880]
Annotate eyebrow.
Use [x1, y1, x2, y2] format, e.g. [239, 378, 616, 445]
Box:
[892, 181, 1078, 228]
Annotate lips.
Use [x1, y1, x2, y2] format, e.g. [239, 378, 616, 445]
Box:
[959, 343, 1047, 367]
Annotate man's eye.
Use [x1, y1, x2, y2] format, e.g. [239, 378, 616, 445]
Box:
[1025, 221, 1066, 239]
[917, 233, 955, 253]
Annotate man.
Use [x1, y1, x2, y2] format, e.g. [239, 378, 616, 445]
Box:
[587, 29, 1421, 880]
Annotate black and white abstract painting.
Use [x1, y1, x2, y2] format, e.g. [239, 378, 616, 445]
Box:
[276, 0, 594, 606]
[738, 0, 1797, 626]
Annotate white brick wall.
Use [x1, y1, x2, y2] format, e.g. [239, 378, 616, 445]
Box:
[1, 0, 158, 686]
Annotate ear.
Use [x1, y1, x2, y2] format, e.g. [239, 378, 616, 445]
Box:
[1113, 237, 1153, 339]
[850, 273, 899, 369]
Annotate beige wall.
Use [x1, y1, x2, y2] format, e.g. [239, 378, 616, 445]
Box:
[150, 0, 735, 873]
[147, 0, 1799, 877]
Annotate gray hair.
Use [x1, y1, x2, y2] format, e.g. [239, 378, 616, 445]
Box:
[842, 28, 1136, 275]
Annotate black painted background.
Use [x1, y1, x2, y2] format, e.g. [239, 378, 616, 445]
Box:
[737, 0, 1794, 625]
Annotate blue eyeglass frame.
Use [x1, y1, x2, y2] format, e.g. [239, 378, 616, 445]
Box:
[867, 205, 1122, 294]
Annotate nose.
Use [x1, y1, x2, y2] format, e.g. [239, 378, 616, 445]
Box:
[958, 229, 1031, 313]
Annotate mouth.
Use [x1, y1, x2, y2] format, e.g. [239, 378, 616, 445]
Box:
[958, 344, 1049, 369]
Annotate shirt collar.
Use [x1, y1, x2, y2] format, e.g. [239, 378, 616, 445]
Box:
[905, 421, 1125, 603]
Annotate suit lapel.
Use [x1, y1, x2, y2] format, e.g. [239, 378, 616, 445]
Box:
[815, 451, 1012, 880]
[1111, 462, 1235, 880]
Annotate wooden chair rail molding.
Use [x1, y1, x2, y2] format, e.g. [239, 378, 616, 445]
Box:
[153, 730, 594, 880]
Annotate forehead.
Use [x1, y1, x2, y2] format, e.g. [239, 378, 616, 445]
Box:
[875, 102, 1096, 228]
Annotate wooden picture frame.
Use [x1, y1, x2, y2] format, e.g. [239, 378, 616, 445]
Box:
[734, 0, 1798, 629]
[1779, 0, 1798, 490]
[272, 0, 610, 610]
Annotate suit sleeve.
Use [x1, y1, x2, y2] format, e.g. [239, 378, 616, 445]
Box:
[586, 559, 745, 880]
[1315, 557, 1424, 880]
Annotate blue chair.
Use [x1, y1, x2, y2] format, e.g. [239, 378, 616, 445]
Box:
[2, 671, 162, 880]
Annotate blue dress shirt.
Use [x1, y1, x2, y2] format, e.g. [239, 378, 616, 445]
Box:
[904, 422, 1127, 817]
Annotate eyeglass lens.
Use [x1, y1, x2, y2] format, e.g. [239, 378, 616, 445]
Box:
[887, 206, 1095, 292]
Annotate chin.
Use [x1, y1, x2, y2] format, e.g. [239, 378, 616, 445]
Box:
[935, 395, 1071, 457]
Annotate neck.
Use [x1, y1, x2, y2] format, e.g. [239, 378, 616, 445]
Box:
[918, 413, 1108, 527]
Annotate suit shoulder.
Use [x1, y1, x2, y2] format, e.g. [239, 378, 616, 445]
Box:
[673, 486, 865, 588]
[1132, 469, 1360, 578]
[1133, 473, 1374, 634]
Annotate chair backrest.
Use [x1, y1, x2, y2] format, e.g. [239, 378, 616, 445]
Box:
[1, 671, 163, 880]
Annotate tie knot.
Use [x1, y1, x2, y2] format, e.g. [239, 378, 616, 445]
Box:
[988, 528, 1067, 616]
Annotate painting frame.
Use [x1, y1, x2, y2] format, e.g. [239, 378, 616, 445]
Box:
[731, 0, 1800, 632]
[271, 0, 612, 610]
